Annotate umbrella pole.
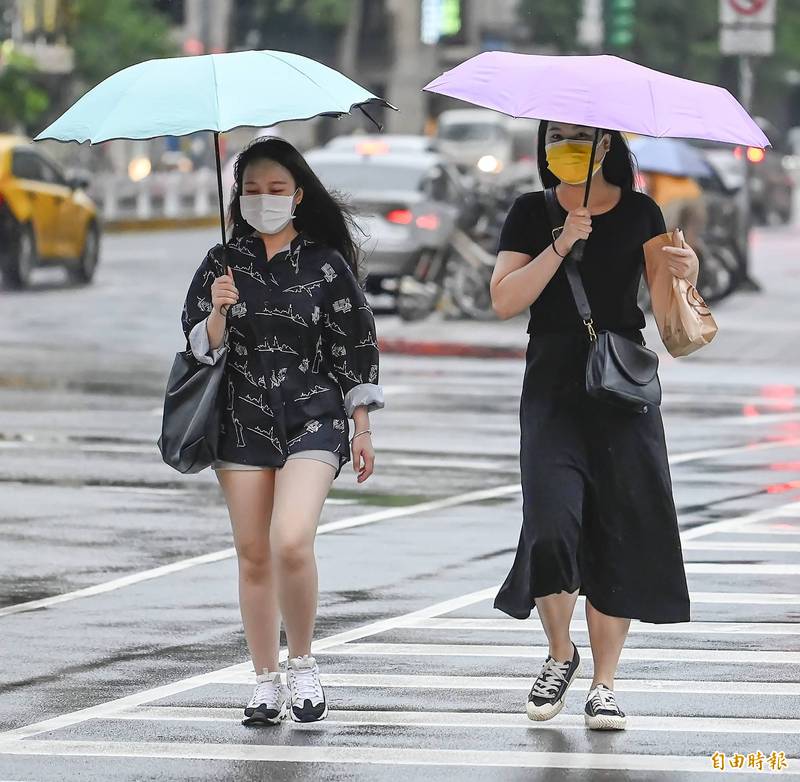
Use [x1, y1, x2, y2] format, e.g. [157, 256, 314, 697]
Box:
[571, 128, 600, 263]
[213, 131, 228, 254]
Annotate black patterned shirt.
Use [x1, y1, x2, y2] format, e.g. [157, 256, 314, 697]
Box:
[181, 232, 383, 471]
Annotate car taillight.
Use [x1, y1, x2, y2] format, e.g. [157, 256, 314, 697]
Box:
[734, 146, 766, 164]
[386, 209, 413, 224]
[415, 213, 440, 230]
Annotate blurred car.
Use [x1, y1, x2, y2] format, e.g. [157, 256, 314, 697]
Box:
[0, 135, 100, 289]
[324, 134, 441, 155]
[693, 138, 793, 226]
[306, 146, 479, 310]
[435, 109, 537, 177]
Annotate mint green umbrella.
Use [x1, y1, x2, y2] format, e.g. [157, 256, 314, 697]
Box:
[35, 50, 394, 245]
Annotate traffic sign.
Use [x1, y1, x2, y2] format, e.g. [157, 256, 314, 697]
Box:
[719, 0, 775, 56]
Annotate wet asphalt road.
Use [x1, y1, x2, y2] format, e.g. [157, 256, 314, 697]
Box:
[0, 225, 799, 780]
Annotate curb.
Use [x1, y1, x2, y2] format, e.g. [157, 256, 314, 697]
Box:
[104, 216, 219, 233]
[378, 337, 525, 359]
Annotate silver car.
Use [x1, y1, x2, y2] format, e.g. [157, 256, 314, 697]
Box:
[306, 148, 475, 310]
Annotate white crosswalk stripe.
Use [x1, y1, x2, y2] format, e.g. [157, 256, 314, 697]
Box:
[0, 501, 798, 775]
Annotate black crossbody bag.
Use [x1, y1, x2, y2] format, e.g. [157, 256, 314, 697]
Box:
[543, 187, 661, 414]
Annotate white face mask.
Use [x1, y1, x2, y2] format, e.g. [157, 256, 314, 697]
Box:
[239, 190, 298, 235]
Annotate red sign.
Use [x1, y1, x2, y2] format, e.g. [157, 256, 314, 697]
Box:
[728, 0, 769, 15]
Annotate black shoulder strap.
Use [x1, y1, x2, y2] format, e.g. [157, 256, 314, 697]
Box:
[543, 188, 593, 324]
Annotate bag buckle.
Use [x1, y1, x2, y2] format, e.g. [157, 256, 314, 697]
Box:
[584, 319, 597, 342]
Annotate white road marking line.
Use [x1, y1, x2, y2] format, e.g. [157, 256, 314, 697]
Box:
[0, 548, 238, 619]
[0, 587, 496, 742]
[423, 591, 800, 617]
[378, 457, 513, 472]
[710, 527, 800, 536]
[683, 540, 800, 552]
[96, 486, 192, 496]
[680, 500, 800, 541]
[2, 487, 796, 622]
[110, 706, 800, 735]
[0, 741, 793, 774]
[709, 412, 800, 427]
[676, 591, 800, 604]
[211, 671, 800, 696]
[323, 642, 800, 664]
[408, 617, 800, 635]
[684, 563, 800, 575]
[0, 483, 516, 619]
[668, 437, 800, 465]
[0, 438, 797, 621]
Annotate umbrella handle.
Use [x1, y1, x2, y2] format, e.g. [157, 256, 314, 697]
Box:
[570, 129, 600, 264]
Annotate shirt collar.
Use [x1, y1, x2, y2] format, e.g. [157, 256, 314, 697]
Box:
[243, 231, 309, 259]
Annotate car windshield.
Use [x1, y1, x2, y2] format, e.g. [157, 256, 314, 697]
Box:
[311, 160, 429, 193]
[438, 122, 505, 142]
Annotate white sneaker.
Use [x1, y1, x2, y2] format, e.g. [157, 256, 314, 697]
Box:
[526, 643, 581, 721]
[286, 655, 328, 723]
[243, 671, 286, 726]
[584, 683, 627, 730]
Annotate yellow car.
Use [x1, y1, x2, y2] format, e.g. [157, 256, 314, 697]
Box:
[0, 135, 100, 289]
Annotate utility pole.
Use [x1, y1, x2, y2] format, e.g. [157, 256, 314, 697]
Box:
[577, 0, 604, 52]
[719, 0, 775, 291]
[738, 53, 758, 289]
[387, 0, 434, 133]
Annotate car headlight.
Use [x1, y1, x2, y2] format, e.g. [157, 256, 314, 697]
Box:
[477, 155, 502, 174]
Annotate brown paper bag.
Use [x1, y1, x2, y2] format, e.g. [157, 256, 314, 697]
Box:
[643, 229, 718, 358]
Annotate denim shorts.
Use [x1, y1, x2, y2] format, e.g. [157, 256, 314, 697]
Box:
[212, 450, 339, 472]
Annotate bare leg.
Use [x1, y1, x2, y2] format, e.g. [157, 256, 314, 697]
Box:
[586, 598, 631, 688]
[270, 458, 335, 658]
[217, 469, 279, 674]
[535, 590, 579, 662]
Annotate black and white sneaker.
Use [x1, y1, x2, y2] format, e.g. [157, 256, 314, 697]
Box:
[243, 671, 287, 726]
[287, 655, 328, 723]
[584, 683, 627, 730]
[526, 643, 581, 721]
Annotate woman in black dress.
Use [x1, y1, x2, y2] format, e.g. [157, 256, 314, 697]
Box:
[491, 122, 693, 730]
[181, 138, 383, 726]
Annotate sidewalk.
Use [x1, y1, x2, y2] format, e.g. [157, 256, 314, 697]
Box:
[378, 223, 800, 376]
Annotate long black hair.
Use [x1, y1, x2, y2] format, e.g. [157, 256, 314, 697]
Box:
[537, 120, 638, 192]
[227, 137, 361, 279]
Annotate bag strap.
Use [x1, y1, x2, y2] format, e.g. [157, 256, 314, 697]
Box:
[543, 187, 596, 340]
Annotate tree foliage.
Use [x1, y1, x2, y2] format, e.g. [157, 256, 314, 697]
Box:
[0, 47, 50, 132]
[70, 0, 176, 87]
[516, 0, 800, 131]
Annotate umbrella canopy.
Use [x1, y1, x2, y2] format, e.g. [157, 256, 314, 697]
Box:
[424, 52, 769, 149]
[35, 50, 394, 251]
[36, 49, 393, 143]
[629, 136, 713, 179]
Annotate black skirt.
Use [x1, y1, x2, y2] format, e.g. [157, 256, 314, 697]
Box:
[494, 332, 690, 624]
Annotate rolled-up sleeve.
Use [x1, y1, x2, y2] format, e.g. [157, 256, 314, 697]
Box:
[181, 244, 224, 349]
[322, 252, 384, 417]
[188, 317, 227, 365]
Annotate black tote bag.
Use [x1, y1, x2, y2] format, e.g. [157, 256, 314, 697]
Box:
[157, 348, 227, 474]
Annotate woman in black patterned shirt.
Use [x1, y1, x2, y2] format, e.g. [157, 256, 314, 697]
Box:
[181, 138, 383, 726]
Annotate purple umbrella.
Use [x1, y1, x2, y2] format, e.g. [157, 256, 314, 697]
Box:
[424, 52, 769, 148]
[424, 52, 767, 259]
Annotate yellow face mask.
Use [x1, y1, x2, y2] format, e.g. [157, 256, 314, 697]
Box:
[545, 139, 607, 185]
